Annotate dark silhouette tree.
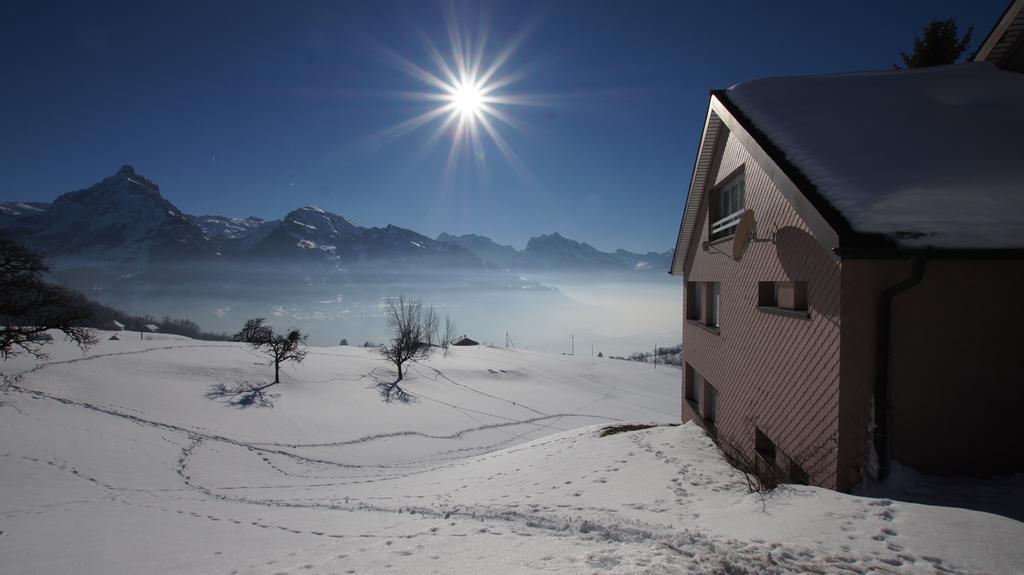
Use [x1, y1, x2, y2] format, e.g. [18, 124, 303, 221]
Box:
[0, 238, 97, 360]
[379, 296, 429, 383]
[234, 317, 306, 384]
[900, 18, 973, 68]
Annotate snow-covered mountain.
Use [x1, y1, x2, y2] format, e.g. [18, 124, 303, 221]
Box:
[5, 166, 215, 262]
[188, 214, 279, 254]
[0, 166, 671, 271]
[439, 231, 673, 272]
[189, 214, 271, 240]
[437, 233, 524, 269]
[612, 248, 675, 271]
[524, 232, 633, 270]
[353, 224, 481, 265]
[247, 208, 481, 266]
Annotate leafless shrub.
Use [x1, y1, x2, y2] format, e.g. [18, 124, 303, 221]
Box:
[716, 435, 785, 496]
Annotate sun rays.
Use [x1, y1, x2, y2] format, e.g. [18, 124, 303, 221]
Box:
[363, 3, 544, 184]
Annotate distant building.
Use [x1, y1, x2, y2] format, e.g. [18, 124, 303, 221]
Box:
[110, 320, 125, 331]
[451, 335, 479, 346]
[669, 10, 1024, 491]
[141, 323, 160, 341]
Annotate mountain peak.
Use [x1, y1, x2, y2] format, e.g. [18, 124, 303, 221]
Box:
[117, 164, 136, 176]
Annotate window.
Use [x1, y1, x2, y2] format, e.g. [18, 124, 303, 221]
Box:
[687, 282, 721, 331]
[757, 281, 808, 317]
[755, 428, 776, 462]
[686, 364, 703, 406]
[705, 382, 718, 424]
[686, 281, 702, 321]
[709, 282, 720, 327]
[789, 460, 810, 485]
[710, 172, 746, 240]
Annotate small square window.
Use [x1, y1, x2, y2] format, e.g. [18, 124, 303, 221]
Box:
[757, 281, 808, 312]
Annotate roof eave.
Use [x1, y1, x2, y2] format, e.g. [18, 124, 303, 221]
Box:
[669, 99, 721, 276]
[975, 0, 1024, 64]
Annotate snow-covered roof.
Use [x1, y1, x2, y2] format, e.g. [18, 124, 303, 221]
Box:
[144, 324, 160, 332]
[725, 62, 1024, 249]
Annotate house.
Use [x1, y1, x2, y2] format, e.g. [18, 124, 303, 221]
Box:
[451, 335, 479, 346]
[110, 320, 125, 331]
[141, 323, 159, 341]
[669, 11, 1024, 491]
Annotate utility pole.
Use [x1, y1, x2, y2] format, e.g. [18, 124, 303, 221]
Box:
[653, 344, 657, 369]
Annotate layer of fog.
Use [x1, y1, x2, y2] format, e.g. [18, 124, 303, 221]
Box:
[52, 262, 682, 358]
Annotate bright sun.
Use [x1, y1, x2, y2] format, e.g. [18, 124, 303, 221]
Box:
[450, 78, 484, 117]
[367, 5, 541, 181]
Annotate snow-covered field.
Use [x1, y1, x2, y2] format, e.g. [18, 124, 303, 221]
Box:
[1, 333, 1021, 574]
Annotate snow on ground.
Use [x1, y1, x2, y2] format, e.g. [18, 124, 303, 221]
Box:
[1, 333, 1021, 574]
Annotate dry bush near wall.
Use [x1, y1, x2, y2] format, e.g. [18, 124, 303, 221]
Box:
[715, 436, 787, 494]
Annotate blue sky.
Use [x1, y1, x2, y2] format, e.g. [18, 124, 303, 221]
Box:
[0, 0, 1006, 252]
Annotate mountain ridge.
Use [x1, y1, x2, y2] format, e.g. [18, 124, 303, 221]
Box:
[1, 166, 672, 272]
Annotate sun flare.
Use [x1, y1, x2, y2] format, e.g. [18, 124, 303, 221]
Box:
[450, 78, 484, 118]
[364, 5, 544, 182]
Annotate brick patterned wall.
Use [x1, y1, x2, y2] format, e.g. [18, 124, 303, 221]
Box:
[683, 129, 845, 489]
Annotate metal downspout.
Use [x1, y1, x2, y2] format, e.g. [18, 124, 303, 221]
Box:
[873, 255, 927, 481]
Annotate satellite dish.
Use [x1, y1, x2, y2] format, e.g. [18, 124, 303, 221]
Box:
[732, 209, 756, 260]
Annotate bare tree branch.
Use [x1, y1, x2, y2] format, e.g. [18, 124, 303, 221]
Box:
[378, 296, 435, 382]
[0, 238, 97, 360]
[235, 318, 307, 383]
[442, 315, 457, 357]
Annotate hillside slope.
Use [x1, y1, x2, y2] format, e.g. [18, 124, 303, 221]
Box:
[0, 336, 1020, 574]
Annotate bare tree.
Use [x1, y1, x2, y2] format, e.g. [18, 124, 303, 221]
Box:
[234, 317, 271, 344]
[234, 318, 307, 384]
[379, 296, 430, 383]
[442, 315, 457, 356]
[0, 238, 97, 360]
[422, 305, 440, 348]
